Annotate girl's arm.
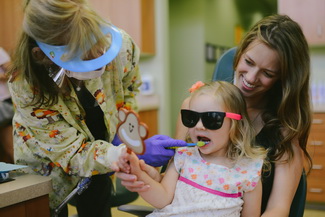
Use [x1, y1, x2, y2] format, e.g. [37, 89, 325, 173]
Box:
[241, 180, 262, 217]
[127, 152, 179, 209]
[262, 139, 304, 217]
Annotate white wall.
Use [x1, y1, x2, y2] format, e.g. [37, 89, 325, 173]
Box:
[169, 0, 241, 135]
[139, 0, 171, 135]
[310, 48, 325, 107]
[169, 0, 206, 136]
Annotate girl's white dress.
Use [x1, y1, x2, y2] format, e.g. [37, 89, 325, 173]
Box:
[147, 147, 263, 217]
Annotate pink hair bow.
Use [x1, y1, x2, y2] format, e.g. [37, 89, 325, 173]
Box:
[189, 81, 205, 93]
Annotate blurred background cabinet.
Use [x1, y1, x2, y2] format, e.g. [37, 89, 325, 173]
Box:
[306, 113, 325, 203]
[0, 0, 24, 53]
[0, 0, 156, 55]
[139, 109, 158, 138]
[278, 0, 325, 46]
[90, 0, 156, 55]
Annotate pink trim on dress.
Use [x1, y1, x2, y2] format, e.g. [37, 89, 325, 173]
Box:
[179, 176, 242, 198]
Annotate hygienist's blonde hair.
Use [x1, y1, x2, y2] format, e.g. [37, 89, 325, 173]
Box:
[23, 0, 110, 60]
[10, 0, 112, 106]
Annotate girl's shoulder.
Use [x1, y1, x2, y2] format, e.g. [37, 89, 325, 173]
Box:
[174, 147, 198, 158]
[174, 147, 198, 169]
[234, 157, 264, 174]
[233, 157, 263, 176]
[233, 157, 263, 192]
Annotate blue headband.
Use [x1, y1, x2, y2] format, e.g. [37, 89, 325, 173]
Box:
[36, 25, 122, 72]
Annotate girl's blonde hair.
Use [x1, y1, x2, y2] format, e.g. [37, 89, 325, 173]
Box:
[190, 81, 267, 162]
[9, 0, 111, 106]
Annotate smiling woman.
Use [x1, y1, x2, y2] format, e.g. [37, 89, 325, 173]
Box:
[234, 40, 280, 101]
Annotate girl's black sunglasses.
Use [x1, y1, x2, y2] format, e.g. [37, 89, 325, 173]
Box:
[181, 109, 242, 130]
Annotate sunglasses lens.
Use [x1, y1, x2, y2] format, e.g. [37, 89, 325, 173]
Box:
[181, 110, 199, 128]
[181, 110, 226, 130]
[201, 112, 225, 130]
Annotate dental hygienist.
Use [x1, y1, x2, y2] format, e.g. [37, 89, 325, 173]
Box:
[8, 0, 186, 217]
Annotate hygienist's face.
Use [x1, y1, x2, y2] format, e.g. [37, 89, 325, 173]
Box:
[234, 40, 280, 100]
[32, 46, 106, 81]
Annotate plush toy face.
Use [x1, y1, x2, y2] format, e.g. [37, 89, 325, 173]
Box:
[117, 108, 148, 155]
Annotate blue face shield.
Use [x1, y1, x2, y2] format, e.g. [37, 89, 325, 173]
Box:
[36, 25, 122, 85]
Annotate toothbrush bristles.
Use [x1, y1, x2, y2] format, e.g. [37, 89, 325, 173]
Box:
[197, 141, 206, 147]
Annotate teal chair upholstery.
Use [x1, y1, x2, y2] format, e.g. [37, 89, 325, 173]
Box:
[111, 177, 139, 207]
[212, 47, 236, 82]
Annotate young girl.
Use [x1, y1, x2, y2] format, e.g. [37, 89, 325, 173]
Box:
[114, 81, 268, 217]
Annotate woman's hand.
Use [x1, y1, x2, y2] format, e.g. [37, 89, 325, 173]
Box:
[115, 159, 162, 192]
[138, 135, 187, 167]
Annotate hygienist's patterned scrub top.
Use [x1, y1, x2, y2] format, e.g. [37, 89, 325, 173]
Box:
[8, 28, 141, 209]
[148, 147, 263, 217]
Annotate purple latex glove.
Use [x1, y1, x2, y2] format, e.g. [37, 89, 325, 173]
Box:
[112, 134, 122, 146]
[138, 135, 187, 167]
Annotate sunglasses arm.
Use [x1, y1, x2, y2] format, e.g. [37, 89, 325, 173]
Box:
[225, 112, 242, 120]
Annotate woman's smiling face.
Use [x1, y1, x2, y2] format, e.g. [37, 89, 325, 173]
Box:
[234, 40, 280, 101]
[188, 93, 231, 158]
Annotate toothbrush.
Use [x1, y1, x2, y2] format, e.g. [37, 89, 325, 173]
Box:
[167, 141, 206, 149]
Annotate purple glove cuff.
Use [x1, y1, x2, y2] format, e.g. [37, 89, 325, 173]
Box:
[138, 135, 187, 167]
[112, 134, 122, 146]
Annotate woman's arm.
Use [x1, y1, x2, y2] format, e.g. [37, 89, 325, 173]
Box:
[262, 139, 304, 217]
[115, 161, 162, 192]
[242, 180, 262, 217]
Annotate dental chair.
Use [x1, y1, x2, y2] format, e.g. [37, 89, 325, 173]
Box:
[117, 47, 307, 217]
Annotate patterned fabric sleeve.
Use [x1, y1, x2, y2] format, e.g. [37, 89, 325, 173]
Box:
[242, 158, 264, 193]
[9, 77, 126, 177]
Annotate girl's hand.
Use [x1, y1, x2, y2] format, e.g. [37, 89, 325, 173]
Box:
[111, 148, 131, 173]
[126, 151, 142, 175]
[115, 171, 150, 192]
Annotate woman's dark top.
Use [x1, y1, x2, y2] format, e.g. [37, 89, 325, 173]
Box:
[255, 125, 281, 213]
[257, 124, 307, 217]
